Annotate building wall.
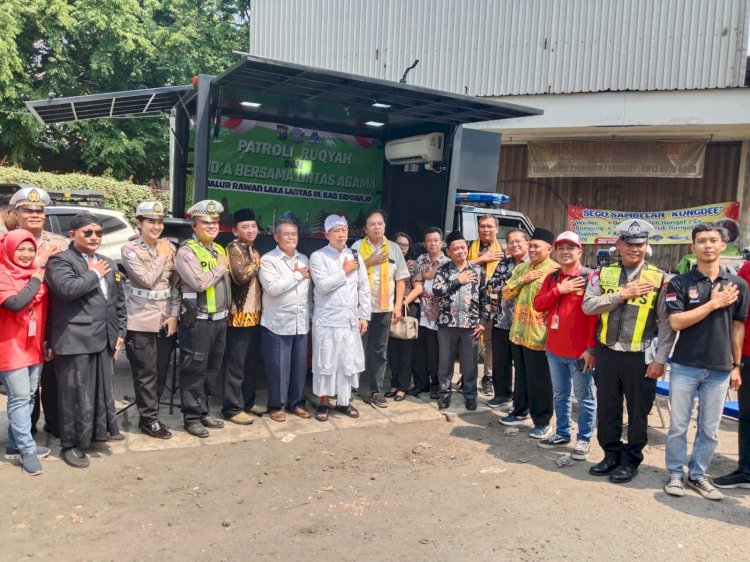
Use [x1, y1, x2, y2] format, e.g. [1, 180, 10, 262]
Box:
[497, 143, 742, 270]
[251, 0, 749, 96]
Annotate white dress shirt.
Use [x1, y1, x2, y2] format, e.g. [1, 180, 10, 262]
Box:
[82, 252, 108, 298]
[258, 246, 312, 335]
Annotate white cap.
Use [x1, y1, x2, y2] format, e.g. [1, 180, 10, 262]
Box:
[187, 199, 223, 219]
[9, 186, 51, 210]
[135, 201, 165, 218]
[324, 214, 348, 232]
[553, 230, 581, 248]
[614, 219, 656, 243]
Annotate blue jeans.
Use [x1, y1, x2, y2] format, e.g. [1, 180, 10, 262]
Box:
[665, 362, 730, 479]
[1, 363, 42, 454]
[546, 351, 597, 441]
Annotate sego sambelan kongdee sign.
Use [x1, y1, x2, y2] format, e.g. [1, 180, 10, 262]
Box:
[187, 118, 383, 237]
[568, 201, 740, 245]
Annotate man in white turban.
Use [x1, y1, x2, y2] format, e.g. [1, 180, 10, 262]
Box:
[309, 215, 371, 421]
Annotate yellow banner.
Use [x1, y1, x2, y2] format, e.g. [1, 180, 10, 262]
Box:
[568, 202, 740, 245]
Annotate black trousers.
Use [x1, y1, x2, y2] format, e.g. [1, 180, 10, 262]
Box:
[361, 311, 392, 395]
[30, 360, 58, 431]
[54, 350, 119, 449]
[509, 342, 529, 417]
[437, 326, 478, 401]
[222, 325, 262, 417]
[595, 347, 656, 468]
[522, 346, 553, 427]
[387, 337, 414, 391]
[261, 328, 307, 412]
[738, 357, 750, 474]
[179, 318, 226, 424]
[412, 327, 439, 392]
[125, 330, 176, 424]
[490, 327, 513, 400]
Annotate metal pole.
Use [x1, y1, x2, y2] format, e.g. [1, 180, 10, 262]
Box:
[192, 74, 214, 203]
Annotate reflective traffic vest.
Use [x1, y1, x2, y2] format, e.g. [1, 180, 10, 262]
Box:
[181, 238, 228, 314]
[597, 262, 665, 352]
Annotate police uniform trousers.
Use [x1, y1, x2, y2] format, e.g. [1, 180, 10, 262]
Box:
[125, 330, 176, 424]
[178, 318, 226, 424]
[595, 346, 656, 468]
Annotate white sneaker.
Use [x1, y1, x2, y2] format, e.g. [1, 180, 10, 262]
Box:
[686, 476, 723, 501]
[664, 474, 685, 497]
[571, 440, 590, 461]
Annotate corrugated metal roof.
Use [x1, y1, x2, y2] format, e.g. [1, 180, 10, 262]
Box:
[251, 0, 749, 96]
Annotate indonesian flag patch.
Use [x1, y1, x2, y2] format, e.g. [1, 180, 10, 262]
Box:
[665, 292, 677, 302]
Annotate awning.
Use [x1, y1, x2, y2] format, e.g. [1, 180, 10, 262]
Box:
[25, 85, 193, 125]
[24, 56, 542, 133]
[210, 55, 542, 130]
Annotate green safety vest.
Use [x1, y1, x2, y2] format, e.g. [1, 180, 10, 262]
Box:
[598, 262, 665, 352]
[182, 238, 228, 314]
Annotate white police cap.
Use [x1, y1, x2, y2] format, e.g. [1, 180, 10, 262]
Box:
[135, 201, 165, 218]
[186, 199, 223, 219]
[614, 219, 655, 244]
[9, 186, 51, 210]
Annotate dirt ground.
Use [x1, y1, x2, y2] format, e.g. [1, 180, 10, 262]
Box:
[1, 378, 747, 562]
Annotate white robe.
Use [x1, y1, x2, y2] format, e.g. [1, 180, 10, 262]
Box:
[309, 244, 371, 402]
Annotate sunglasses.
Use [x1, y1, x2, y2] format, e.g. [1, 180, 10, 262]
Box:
[82, 229, 104, 238]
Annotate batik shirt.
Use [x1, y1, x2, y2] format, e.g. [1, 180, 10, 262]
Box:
[502, 257, 559, 351]
[227, 239, 262, 327]
[432, 261, 490, 329]
[413, 252, 450, 330]
[487, 256, 529, 330]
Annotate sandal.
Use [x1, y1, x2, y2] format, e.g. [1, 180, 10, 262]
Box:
[394, 391, 407, 401]
[315, 405, 330, 422]
[334, 404, 360, 418]
[384, 388, 398, 398]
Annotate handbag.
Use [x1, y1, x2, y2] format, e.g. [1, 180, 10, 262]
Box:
[389, 302, 418, 340]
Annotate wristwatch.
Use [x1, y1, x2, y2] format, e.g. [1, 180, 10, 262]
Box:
[732, 362, 744, 369]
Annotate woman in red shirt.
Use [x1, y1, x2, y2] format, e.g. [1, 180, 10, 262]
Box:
[0, 229, 51, 475]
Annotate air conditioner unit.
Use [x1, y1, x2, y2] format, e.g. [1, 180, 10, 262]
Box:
[384, 133, 444, 165]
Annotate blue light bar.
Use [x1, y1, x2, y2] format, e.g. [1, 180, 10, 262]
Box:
[455, 192, 511, 205]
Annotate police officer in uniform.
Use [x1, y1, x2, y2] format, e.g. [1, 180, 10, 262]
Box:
[174, 200, 231, 438]
[121, 201, 180, 439]
[9, 187, 68, 437]
[583, 219, 675, 483]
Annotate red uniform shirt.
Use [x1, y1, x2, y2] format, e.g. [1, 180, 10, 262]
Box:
[533, 267, 598, 359]
[738, 261, 750, 357]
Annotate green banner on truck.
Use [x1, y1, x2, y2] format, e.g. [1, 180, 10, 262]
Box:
[187, 118, 383, 237]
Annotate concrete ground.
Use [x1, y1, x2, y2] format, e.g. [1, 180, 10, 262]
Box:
[1, 358, 747, 561]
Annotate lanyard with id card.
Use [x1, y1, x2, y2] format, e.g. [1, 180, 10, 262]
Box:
[28, 306, 37, 337]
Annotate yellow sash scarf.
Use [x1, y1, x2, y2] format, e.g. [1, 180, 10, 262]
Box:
[468, 238, 501, 279]
[359, 237, 390, 309]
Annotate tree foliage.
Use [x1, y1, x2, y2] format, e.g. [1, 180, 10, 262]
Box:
[0, 0, 250, 182]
